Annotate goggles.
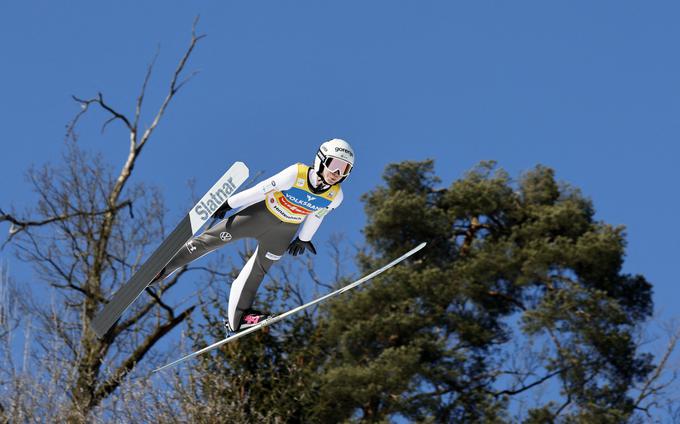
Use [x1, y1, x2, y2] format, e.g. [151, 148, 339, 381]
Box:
[324, 157, 353, 177]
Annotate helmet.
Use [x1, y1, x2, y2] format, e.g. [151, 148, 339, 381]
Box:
[314, 138, 355, 186]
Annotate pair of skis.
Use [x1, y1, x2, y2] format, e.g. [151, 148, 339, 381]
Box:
[91, 162, 250, 339]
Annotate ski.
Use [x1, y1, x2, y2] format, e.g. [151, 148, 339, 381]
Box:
[92, 162, 250, 339]
[153, 242, 427, 373]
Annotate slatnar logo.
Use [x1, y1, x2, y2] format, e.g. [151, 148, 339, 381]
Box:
[194, 177, 238, 220]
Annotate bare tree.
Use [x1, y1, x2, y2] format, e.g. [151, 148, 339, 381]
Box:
[0, 18, 212, 420]
[630, 319, 680, 423]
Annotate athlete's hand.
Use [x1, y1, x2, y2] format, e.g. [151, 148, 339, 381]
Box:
[287, 237, 317, 256]
[214, 201, 232, 220]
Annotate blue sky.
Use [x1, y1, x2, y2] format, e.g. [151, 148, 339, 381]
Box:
[1, 0, 678, 377]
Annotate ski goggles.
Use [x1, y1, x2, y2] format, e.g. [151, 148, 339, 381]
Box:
[324, 157, 353, 176]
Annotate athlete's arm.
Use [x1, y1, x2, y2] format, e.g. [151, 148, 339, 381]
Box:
[227, 163, 298, 209]
[297, 188, 344, 241]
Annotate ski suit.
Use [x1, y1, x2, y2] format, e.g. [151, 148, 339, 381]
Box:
[161, 163, 344, 330]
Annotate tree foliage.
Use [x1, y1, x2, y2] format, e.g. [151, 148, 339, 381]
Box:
[319, 160, 653, 422]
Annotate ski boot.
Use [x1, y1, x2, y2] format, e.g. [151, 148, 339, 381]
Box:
[223, 309, 272, 334]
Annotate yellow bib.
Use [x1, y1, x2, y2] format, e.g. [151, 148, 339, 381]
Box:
[265, 164, 340, 224]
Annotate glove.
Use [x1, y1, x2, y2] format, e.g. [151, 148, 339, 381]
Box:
[215, 200, 232, 220]
[287, 237, 317, 256]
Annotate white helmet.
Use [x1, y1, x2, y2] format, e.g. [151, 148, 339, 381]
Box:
[314, 138, 355, 186]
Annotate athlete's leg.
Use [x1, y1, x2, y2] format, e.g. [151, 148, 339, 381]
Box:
[227, 221, 299, 330]
[157, 204, 268, 281]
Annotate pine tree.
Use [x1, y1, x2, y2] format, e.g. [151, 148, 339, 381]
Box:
[312, 160, 653, 422]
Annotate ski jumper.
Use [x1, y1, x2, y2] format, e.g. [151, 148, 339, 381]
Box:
[161, 163, 344, 330]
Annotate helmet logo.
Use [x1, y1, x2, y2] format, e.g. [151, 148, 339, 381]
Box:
[334, 147, 354, 157]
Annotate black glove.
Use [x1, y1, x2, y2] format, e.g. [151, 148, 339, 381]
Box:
[287, 237, 317, 256]
[215, 201, 232, 220]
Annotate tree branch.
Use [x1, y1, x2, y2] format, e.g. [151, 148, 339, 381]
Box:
[0, 201, 132, 247]
[136, 15, 206, 154]
[94, 305, 195, 405]
[133, 46, 160, 131]
[634, 326, 680, 410]
[490, 367, 568, 397]
[106, 266, 190, 341]
[144, 287, 174, 319]
[97, 92, 133, 133]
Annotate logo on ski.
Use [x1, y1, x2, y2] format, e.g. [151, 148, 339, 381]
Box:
[193, 177, 237, 221]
